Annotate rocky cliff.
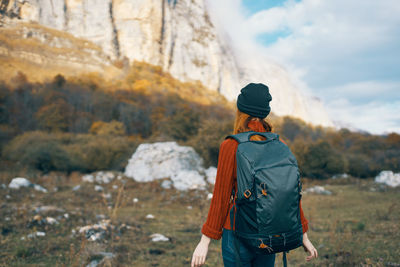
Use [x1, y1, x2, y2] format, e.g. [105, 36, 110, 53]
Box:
[0, 0, 333, 127]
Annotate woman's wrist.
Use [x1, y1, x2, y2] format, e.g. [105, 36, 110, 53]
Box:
[200, 234, 211, 245]
[303, 232, 309, 240]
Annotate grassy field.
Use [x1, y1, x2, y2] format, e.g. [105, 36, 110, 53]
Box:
[0, 169, 399, 267]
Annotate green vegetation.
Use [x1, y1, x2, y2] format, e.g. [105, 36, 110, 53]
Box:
[1, 62, 399, 179]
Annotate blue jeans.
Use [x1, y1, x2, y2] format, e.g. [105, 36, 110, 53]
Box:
[221, 229, 276, 267]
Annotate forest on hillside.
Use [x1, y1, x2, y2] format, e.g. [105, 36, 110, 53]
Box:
[1, 62, 399, 179]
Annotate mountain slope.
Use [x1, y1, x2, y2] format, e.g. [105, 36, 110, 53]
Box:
[1, 0, 333, 127]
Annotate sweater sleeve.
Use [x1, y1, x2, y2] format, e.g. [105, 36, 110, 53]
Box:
[201, 139, 237, 240]
[300, 199, 309, 233]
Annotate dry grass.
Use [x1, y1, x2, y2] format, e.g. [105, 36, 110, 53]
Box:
[0, 169, 399, 266]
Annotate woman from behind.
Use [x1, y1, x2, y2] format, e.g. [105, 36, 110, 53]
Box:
[191, 83, 318, 267]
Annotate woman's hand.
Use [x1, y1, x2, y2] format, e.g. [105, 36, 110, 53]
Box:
[302, 232, 318, 261]
[191, 234, 211, 267]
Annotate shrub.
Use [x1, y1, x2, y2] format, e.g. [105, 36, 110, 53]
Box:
[89, 120, 126, 136]
[187, 118, 233, 167]
[3, 131, 138, 173]
[2, 131, 71, 173]
[301, 141, 346, 179]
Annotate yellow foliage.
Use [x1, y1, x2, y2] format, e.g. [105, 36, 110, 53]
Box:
[90, 120, 126, 136]
[133, 79, 151, 93]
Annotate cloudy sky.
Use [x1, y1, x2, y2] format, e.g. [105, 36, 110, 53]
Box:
[206, 0, 400, 134]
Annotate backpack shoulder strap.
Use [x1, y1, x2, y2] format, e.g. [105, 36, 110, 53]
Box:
[225, 131, 279, 144]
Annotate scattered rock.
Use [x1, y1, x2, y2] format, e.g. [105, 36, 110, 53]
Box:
[8, 177, 48, 193]
[82, 171, 117, 184]
[375, 171, 400, 187]
[132, 198, 139, 203]
[45, 217, 59, 225]
[146, 214, 155, 219]
[94, 185, 104, 192]
[205, 166, 217, 184]
[150, 233, 169, 242]
[124, 142, 207, 190]
[82, 174, 94, 183]
[28, 215, 59, 227]
[34, 205, 65, 214]
[112, 185, 118, 190]
[304, 186, 332, 195]
[72, 185, 81, 191]
[77, 219, 113, 242]
[102, 193, 112, 200]
[86, 252, 115, 267]
[33, 184, 48, 193]
[187, 206, 193, 210]
[161, 180, 172, 189]
[9, 177, 31, 189]
[332, 173, 349, 179]
[23, 231, 46, 239]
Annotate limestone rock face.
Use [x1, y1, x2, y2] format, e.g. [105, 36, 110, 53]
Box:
[124, 142, 207, 190]
[2, 0, 333, 127]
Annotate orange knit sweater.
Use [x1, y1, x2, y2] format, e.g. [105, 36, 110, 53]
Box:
[201, 120, 309, 240]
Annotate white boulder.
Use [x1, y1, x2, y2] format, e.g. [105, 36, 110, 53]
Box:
[205, 166, 217, 184]
[124, 142, 208, 190]
[375, 171, 400, 187]
[9, 177, 32, 189]
[8, 177, 48, 193]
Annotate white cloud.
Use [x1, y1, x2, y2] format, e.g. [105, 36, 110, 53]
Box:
[326, 98, 400, 135]
[206, 0, 400, 134]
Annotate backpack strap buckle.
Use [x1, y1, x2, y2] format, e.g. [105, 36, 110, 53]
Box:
[243, 189, 252, 199]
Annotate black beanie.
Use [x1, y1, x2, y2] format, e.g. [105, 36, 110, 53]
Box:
[237, 83, 272, 119]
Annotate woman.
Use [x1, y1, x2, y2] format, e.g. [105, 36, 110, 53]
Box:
[191, 83, 318, 267]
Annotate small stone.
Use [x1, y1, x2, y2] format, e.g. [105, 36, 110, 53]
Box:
[161, 180, 172, 189]
[45, 217, 59, 225]
[82, 174, 94, 183]
[304, 186, 332, 195]
[146, 214, 155, 219]
[94, 185, 104, 192]
[102, 193, 112, 200]
[72, 185, 81, 191]
[150, 233, 169, 242]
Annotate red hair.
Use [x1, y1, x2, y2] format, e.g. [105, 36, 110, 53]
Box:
[233, 108, 272, 141]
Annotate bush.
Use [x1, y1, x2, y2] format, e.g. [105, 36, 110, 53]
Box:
[187, 118, 233, 167]
[2, 131, 71, 173]
[66, 134, 137, 172]
[89, 120, 126, 136]
[301, 141, 347, 179]
[3, 131, 138, 173]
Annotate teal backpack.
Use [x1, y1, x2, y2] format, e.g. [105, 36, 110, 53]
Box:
[225, 131, 303, 267]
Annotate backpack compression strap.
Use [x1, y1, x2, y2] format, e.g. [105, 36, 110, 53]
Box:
[225, 131, 279, 144]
